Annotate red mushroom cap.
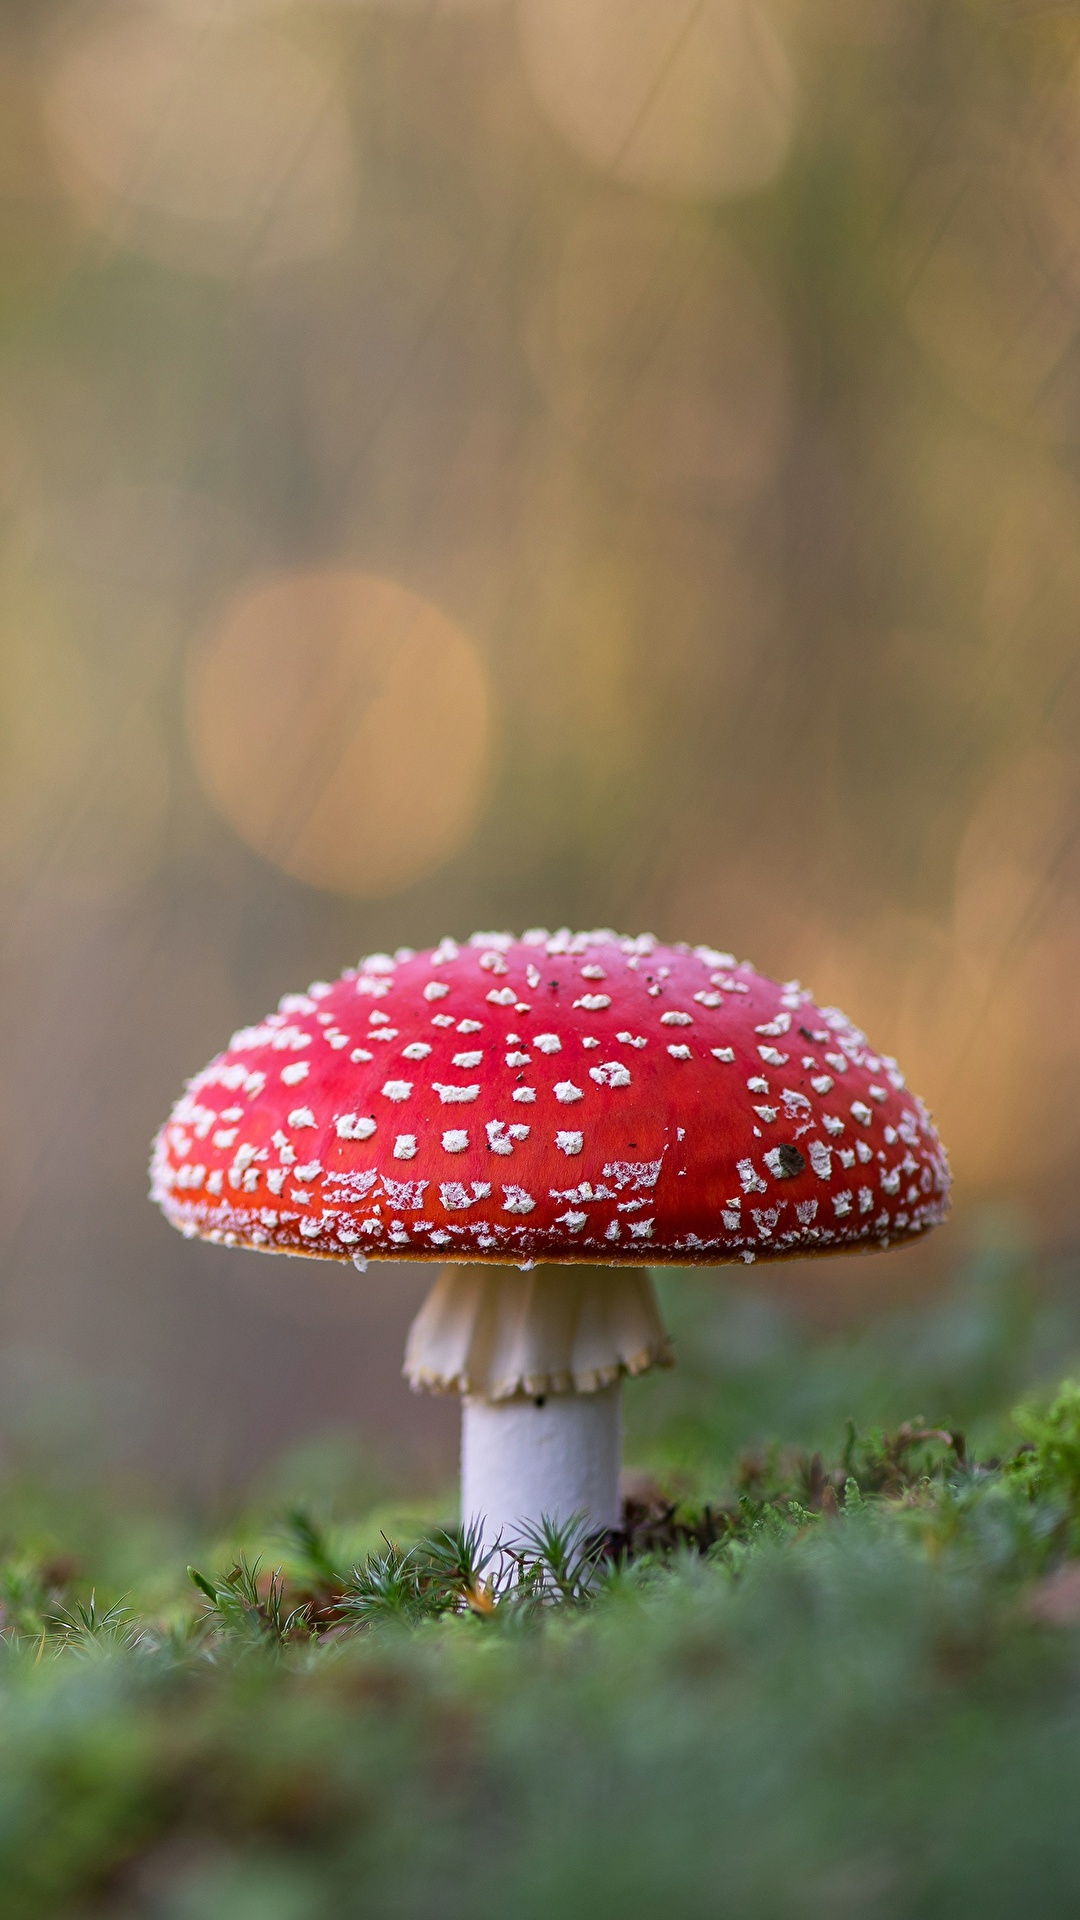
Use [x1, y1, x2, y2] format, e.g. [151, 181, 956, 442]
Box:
[151, 930, 950, 1266]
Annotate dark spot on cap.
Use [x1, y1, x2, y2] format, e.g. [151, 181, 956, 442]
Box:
[774, 1143, 806, 1179]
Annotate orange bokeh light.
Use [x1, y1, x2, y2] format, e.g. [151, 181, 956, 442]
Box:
[527, 197, 789, 504]
[187, 570, 494, 897]
[519, 0, 797, 200]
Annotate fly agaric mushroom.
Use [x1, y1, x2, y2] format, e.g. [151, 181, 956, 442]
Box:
[151, 930, 950, 1540]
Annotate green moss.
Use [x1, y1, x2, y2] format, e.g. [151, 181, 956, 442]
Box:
[0, 1237, 1079, 1914]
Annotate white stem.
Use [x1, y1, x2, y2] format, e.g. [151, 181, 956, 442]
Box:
[461, 1384, 622, 1546]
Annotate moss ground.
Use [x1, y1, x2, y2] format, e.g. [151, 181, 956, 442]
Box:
[5, 1221, 1080, 1918]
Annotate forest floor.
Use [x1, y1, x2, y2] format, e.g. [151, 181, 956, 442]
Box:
[4, 1220, 1080, 1918]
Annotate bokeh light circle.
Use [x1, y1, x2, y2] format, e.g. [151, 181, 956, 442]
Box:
[901, 112, 1080, 441]
[42, 9, 357, 277]
[527, 197, 789, 504]
[324, 0, 502, 11]
[147, 0, 297, 18]
[518, 0, 797, 200]
[187, 571, 494, 897]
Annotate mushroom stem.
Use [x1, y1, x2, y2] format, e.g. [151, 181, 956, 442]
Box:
[404, 1263, 672, 1539]
[462, 1385, 622, 1544]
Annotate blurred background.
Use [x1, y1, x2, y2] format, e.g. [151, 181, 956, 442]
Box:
[0, 0, 1078, 1504]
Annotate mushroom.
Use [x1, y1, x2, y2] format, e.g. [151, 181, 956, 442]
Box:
[151, 929, 950, 1542]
